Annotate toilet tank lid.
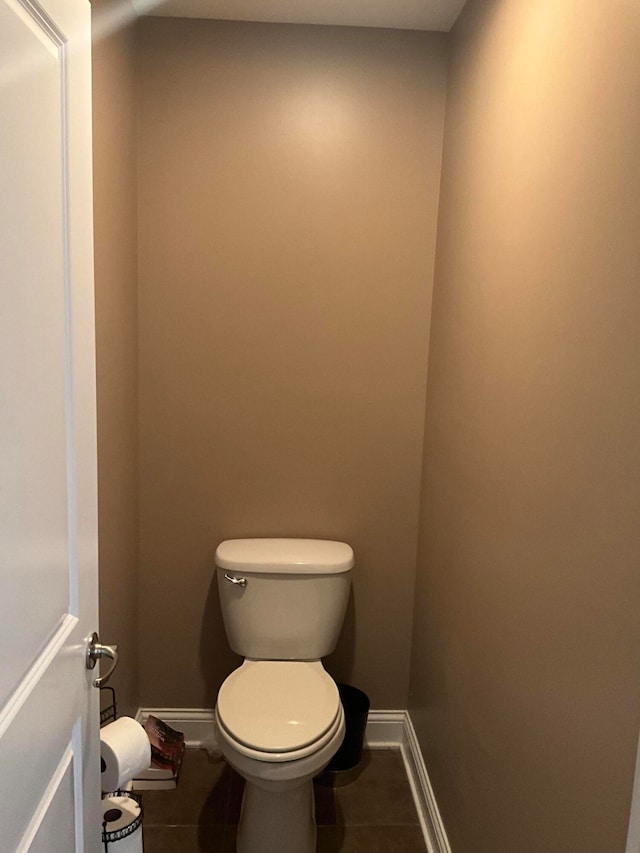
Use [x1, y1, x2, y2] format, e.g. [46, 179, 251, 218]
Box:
[215, 538, 354, 574]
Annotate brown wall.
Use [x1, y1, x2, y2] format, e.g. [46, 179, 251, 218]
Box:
[136, 18, 447, 708]
[92, 0, 139, 715]
[409, 1, 640, 851]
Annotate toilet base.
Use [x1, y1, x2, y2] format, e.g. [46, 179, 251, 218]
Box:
[237, 778, 316, 853]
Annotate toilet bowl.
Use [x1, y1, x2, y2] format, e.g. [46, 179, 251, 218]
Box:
[215, 660, 345, 853]
[214, 538, 354, 853]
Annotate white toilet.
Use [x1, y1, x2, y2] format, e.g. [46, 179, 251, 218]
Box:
[214, 537, 354, 853]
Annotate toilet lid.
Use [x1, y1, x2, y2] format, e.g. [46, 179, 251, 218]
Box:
[217, 661, 340, 754]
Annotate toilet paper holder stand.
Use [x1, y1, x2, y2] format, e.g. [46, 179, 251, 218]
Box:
[100, 686, 118, 727]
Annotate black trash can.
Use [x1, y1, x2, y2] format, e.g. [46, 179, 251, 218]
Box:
[324, 684, 370, 784]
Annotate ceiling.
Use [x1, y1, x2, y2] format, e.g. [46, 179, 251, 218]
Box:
[130, 0, 468, 32]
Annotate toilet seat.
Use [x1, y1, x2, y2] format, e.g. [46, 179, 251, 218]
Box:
[217, 705, 344, 764]
[216, 660, 341, 763]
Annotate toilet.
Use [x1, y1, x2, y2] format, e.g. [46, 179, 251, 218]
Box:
[214, 538, 354, 853]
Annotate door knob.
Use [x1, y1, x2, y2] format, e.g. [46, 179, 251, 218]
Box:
[86, 632, 119, 688]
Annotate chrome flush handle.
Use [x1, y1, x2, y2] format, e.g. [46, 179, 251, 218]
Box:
[86, 631, 119, 688]
[224, 573, 247, 588]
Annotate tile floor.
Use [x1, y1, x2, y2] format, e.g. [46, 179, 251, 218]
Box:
[141, 748, 427, 852]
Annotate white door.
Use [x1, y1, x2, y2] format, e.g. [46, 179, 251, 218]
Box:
[0, 0, 100, 848]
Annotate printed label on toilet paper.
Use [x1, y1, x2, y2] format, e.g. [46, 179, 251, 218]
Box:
[101, 795, 141, 833]
[101, 795, 143, 853]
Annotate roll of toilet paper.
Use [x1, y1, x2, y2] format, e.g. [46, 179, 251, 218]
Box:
[101, 794, 143, 853]
[100, 718, 151, 792]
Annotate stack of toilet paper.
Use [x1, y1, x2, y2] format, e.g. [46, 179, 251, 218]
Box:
[100, 718, 151, 852]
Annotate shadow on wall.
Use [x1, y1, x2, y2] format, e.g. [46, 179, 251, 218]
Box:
[323, 586, 356, 689]
[199, 572, 242, 709]
[198, 570, 357, 708]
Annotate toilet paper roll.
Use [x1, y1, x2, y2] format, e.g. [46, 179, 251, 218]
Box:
[101, 794, 143, 853]
[101, 718, 151, 792]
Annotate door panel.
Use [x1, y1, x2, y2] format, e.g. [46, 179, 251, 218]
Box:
[0, 0, 70, 706]
[0, 0, 99, 846]
[29, 759, 77, 853]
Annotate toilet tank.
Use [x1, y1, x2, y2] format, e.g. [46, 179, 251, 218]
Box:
[215, 538, 353, 660]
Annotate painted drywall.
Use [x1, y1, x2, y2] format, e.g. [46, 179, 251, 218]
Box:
[409, 1, 640, 850]
[136, 19, 447, 709]
[92, 0, 139, 716]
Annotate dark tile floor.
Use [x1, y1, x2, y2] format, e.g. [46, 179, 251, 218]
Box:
[141, 748, 427, 852]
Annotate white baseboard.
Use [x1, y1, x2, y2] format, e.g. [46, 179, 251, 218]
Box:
[135, 706, 451, 853]
[400, 712, 452, 853]
[135, 708, 216, 747]
[364, 710, 406, 748]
